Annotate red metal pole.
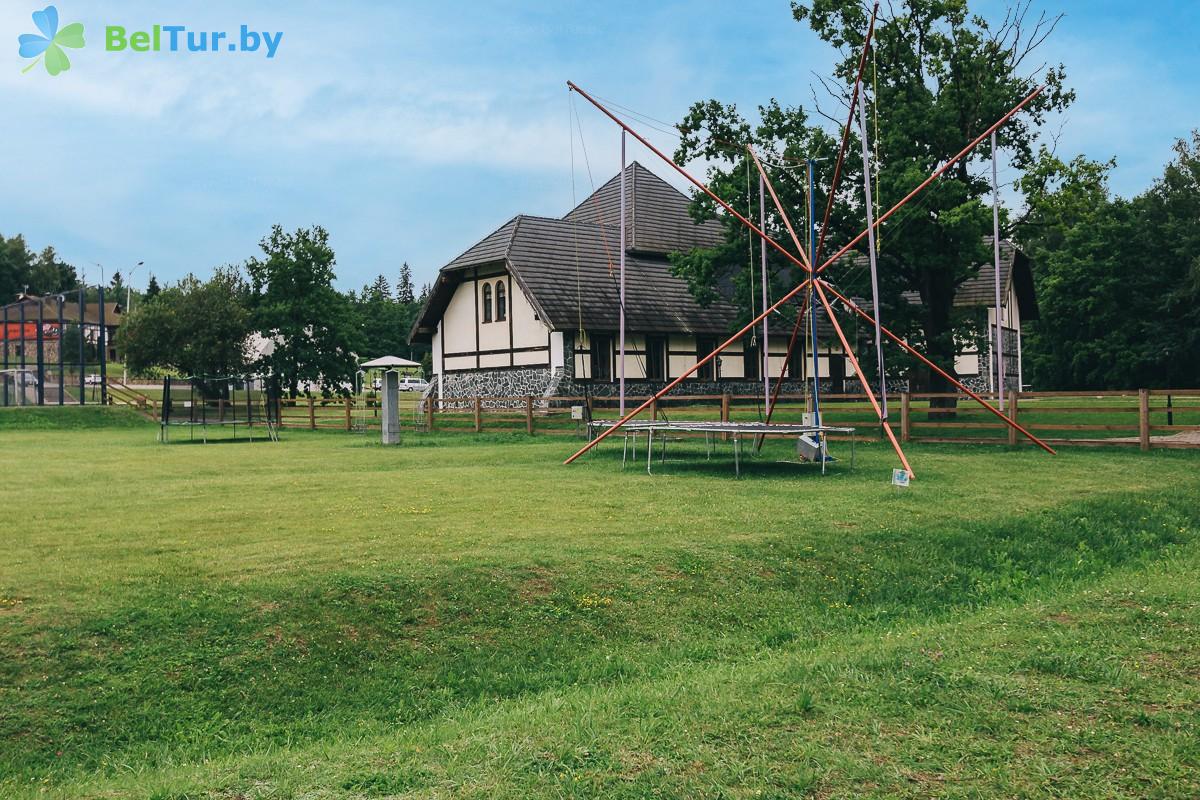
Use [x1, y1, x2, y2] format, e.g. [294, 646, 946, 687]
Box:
[814, 2, 879, 265]
[812, 281, 914, 477]
[563, 278, 812, 464]
[818, 279, 1057, 455]
[747, 145, 808, 263]
[814, 85, 1046, 278]
[567, 81, 812, 275]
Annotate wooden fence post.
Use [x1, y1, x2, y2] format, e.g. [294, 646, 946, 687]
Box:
[307, 396, 316, 430]
[721, 392, 731, 442]
[1139, 388, 1151, 452]
[425, 396, 434, 431]
[1007, 391, 1019, 446]
[344, 396, 352, 430]
[651, 397, 658, 420]
[526, 396, 534, 435]
[218, 398, 225, 422]
[473, 396, 482, 433]
[900, 392, 911, 443]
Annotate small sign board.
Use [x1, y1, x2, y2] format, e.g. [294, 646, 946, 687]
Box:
[570, 405, 585, 421]
[891, 468, 911, 488]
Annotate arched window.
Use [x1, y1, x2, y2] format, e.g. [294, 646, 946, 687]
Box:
[496, 281, 507, 322]
[481, 282, 493, 323]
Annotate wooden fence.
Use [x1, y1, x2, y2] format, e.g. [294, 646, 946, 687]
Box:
[102, 384, 1200, 450]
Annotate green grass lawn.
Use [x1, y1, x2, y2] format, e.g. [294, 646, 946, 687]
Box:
[1, 406, 1198, 798]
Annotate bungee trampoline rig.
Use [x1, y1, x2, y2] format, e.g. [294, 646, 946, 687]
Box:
[158, 374, 281, 443]
[562, 1, 1058, 480]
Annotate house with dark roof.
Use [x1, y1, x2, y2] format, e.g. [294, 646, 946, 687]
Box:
[410, 162, 829, 401]
[410, 161, 1037, 401]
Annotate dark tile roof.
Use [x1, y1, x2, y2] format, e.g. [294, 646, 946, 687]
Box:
[5, 295, 122, 326]
[412, 162, 737, 340]
[837, 237, 1038, 321]
[563, 162, 726, 255]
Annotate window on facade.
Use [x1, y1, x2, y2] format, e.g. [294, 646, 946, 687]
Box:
[481, 282, 492, 323]
[496, 281, 507, 322]
[696, 337, 717, 381]
[645, 335, 666, 381]
[590, 334, 612, 381]
[743, 339, 760, 381]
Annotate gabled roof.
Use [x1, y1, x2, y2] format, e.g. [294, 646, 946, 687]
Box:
[5, 295, 123, 326]
[412, 162, 737, 341]
[837, 238, 1039, 322]
[563, 162, 725, 254]
[950, 238, 1038, 319]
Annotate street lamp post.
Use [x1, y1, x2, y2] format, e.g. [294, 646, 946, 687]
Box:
[123, 261, 144, 384]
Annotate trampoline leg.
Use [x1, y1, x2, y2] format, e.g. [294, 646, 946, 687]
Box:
[706, 432, 712, 460]
[734, 435, 741, 478]
[622, 433, 628, 469]
[646, 429, 653, 475]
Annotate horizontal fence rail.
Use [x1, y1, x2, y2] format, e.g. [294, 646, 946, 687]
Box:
[88, 382, 1200, 450]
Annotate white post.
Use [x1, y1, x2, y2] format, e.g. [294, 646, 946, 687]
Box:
[856, 82, 886, 418]
[381, 370, 400, 444]
[759, 173, 769, 406]
[991, 131, 1005, 410]
[619, 130, 626, 416]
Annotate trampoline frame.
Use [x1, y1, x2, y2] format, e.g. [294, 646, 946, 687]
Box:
[587, 419, 856, 477]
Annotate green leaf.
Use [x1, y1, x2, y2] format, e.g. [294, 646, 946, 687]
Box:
[54, 22, 85, 49]
[44, 43, 70, 76]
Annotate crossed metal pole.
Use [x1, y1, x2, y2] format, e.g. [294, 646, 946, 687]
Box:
[562, 53, 1056, 474]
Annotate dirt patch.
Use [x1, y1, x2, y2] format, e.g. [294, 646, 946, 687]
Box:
[1047, 612, 1077, 625]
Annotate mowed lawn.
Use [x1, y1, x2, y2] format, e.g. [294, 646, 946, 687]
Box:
[1, 408, 1198, 799]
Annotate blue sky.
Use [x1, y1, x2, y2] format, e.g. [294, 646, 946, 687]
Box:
[3, 0, 1196, 293]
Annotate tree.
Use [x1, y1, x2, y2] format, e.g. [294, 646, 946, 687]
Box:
[1018, 131, 1200, 388]
[364, 274, 392, 301]
[0, 236, 78, 300]
[396, 262, 416, 304]
[671, 0, 1072, 395]
[245, 225, 362, 396]
[28, 246, 78, 295]
[144, 274, 162, 302]
[118, 268, 253, 377]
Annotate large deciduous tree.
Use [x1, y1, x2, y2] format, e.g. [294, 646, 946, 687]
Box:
[118, 268, 253, 377]
[671, 0, 1072, 394]
[245, 225, 362, 396]
[1018, 131, 1200, 389]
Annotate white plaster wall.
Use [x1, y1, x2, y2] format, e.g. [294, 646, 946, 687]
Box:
[443, 280, 477, 355]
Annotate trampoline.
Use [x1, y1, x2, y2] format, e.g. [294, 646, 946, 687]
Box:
[158, 375, 280, 444]
[587, 419, 857, 477]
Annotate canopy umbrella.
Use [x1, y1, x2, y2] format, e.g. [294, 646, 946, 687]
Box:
[360, 355, 420, 369]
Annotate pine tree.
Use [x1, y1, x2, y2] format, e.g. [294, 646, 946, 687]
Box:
[397, 262, 416, 304]
[369, 274, 391, 301]
[418, 282, 431, 303]
[145, 274, 162, 302]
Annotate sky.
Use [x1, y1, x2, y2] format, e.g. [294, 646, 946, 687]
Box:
[2, 0, 1196, 294]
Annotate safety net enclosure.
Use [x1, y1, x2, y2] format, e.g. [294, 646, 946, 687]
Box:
[158, 374, 281, 443]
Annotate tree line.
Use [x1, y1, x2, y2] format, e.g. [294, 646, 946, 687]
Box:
[0, 225, 430, 396]
[120, 225, 431, 395]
